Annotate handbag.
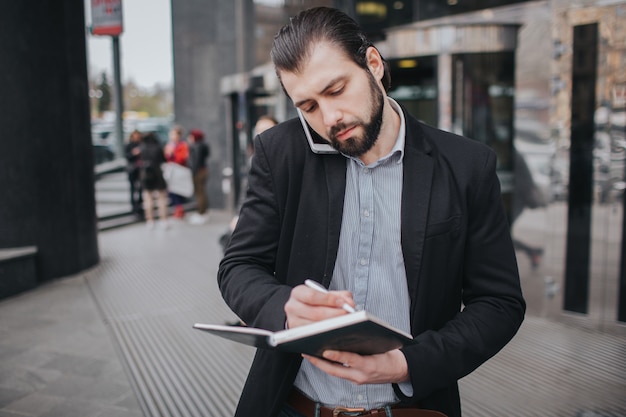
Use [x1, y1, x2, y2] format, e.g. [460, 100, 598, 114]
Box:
[162, 162, 194, 198]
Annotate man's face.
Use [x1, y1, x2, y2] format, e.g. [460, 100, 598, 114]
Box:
[280, 42, 385, 157]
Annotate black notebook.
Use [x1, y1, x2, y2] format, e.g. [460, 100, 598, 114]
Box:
[193, 310, 414, 358]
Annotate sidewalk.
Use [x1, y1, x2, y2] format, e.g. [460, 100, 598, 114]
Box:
[0, 210, 625, 417]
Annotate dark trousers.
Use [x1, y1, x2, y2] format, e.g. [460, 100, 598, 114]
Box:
[128, 169, 143, 214]
[193, 168, 209, 214]
[279, 405, 306, 417]
[169, 192, 187, 206]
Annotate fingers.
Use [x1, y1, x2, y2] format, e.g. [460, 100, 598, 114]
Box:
[284, 284, 355, 328]
[302, 349, 409, 385]
[303, 352, 369, 385]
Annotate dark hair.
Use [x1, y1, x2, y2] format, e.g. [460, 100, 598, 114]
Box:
[270, 7, 391, 92]
[141, 132, 159, 145]
[189, 129, 205, 142]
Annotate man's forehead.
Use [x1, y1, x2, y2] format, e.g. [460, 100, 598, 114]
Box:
[278, 41, 346, 74]
[278, 43, 356, 100]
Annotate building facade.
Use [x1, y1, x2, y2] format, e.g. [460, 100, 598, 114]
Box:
[1, 0, 100, 298]
[211, 0, 626, 333]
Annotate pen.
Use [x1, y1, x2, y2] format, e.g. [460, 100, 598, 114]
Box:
[304, 279, 356, 313]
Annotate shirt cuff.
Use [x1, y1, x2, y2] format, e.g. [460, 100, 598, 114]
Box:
[397, 381, 414, 397]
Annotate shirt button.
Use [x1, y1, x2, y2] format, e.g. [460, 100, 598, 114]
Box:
[363, 210, 369, 217]
[357, 395, 364, 401]
[360, 258, 367, 266]
[363, 168, 369, 174]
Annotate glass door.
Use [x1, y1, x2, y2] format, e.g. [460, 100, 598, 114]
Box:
[452, 52, 516, 218]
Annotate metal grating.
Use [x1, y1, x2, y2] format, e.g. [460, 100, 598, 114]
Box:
[459, 316, 626, 417]
[87, 218, 254, 417]
[87, 218, 626, 417]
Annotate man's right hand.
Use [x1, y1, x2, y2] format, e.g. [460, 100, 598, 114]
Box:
[284, 284, 355, 329]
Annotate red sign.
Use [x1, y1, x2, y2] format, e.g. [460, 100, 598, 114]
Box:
[91, 0, 123, 36]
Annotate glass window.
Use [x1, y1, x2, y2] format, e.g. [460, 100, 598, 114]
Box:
[387, 56, 438, 127]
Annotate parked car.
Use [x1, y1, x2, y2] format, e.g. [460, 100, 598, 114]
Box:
[90, 116, 173, 165]
[92, 127, 115, 165]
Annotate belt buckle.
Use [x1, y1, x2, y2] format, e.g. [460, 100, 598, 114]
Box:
[332, 406, 367, 416]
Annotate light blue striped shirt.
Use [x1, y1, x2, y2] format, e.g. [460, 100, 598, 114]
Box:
[294, 98, 412, 409]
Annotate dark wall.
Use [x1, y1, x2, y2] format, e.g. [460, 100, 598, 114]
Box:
[171, 0, 255, 209]
[0, 0, 99, 281]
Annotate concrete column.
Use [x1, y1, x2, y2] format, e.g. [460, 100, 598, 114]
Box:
[437, 53, 452, 132]
[0, 0, 99, 283]
[171, 0, 255, 209]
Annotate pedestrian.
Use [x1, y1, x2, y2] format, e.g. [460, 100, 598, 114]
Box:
[139, 132, 168, 229]
[164, 124, 189, 219]
[248, 114, 279, 163]
[124, 129, 144, 218]
[217, 7, 525, 417]
[188, 128, 211, 224]
[219, 115, 279, 252]
[511, 149, 547, 269]
[253, 115, 279, 139]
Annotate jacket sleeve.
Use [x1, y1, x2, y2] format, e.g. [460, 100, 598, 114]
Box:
[217, 135, 292, 331]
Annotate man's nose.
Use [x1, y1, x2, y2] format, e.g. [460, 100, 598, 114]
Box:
[320, 103, 342, 128]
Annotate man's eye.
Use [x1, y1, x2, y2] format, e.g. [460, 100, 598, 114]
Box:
[303, 104, 317, 113]
[330, 88, 343, 96]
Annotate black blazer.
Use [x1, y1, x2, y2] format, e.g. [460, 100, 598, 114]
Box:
[218, 107, 525, 417]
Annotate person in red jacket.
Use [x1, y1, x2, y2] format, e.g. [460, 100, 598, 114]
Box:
[164, 125, 190, 218]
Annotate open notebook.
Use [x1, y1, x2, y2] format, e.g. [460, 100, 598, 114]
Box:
[193, 310, 414, 358]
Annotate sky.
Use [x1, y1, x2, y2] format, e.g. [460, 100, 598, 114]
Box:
[84, 0, 285, 89]
[84, 0, 173, 89]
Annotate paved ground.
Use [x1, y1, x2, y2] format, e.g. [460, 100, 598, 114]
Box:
[1, 189, 625, 416]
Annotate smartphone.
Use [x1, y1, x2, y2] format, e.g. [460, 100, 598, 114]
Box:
[296, 108, 339, 154]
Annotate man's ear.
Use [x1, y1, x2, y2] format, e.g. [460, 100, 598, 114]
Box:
[365, 46, 385, 81]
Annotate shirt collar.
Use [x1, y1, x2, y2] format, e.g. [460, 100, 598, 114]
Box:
[387, 97, 406, 164]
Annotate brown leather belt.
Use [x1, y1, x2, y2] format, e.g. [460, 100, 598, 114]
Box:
[287, 389, 447, 417]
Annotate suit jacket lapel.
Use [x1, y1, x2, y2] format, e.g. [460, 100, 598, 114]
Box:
[401, 118, 434, 326]
[322, 154, 347, 287]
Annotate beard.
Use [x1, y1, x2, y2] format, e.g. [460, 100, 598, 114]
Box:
[327, 72, 384, 157]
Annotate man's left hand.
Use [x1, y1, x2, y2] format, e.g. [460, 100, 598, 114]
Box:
[302, 349, 409, 385]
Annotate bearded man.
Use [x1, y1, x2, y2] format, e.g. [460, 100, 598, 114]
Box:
[218, 7, 525, 417]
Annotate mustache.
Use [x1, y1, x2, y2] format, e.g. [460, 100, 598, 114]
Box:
[329, 122, 351, 139]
